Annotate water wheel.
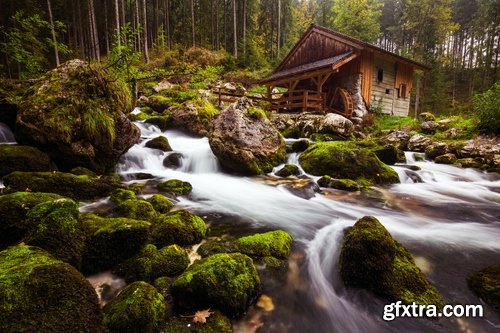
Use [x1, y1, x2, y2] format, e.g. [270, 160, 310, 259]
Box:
[328, 87, 353, 118]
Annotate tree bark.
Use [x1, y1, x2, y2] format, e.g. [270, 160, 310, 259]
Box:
[115, 0, 121, 45]
[47, 0, 60, 66]
[277, 0, 281, 56]
[191, 0, 196, 47]
[233, 0, 237, 57]
[142, 0, 149, 62]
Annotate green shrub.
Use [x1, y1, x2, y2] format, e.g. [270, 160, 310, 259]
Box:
[473, 81, 500, 134]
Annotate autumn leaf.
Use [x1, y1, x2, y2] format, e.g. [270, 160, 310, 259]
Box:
[193, 309, 213, 324]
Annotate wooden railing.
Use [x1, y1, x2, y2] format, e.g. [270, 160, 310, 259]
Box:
[272, 90, 325, 113]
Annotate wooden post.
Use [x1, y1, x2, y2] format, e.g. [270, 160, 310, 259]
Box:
[414, 77, 421, 119]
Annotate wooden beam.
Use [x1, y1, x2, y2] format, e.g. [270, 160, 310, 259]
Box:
[265, 67, 333, 88]
[331, 52, 358, 71]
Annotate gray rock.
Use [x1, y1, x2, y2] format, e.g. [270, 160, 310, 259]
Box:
[407, 134, 431, 152]
[383, 131, 411, 150]
[319, 113, 354, 135]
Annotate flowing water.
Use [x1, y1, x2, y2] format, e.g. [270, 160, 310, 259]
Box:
[0, 122, 15, 144]
[117, 121, 500, 333]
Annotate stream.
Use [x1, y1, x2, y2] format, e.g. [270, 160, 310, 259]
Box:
[2, 119, 500, 332]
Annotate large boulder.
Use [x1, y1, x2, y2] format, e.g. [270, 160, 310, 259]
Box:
[103, 281, 166, 333]
[16, 59, 140, 173]
[236, 230, 293, 259]
[171, 253, 261, 317]
[0, 245, 103, 333]
[209, 99, 286, 175]
[0, 145, 53, 177]
[468, 266, 500, 312]
[150, 210, 207, 247]
[165, 100, 220, 136]
[318, 113, 354, 136]
[299, 142, 400, 185]
[2, 171, 125, 201]
[339, 216, 442, 306]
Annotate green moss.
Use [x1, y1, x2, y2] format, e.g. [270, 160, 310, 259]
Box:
[246, 107, 268, 120]
[299, 142, 400, 185]
[103, 281, 166, 333]
[109, 188, 137, 204]
[236, 230, 293, 259]
[339, 216, 443, 307]
[171, 253, 261, 317]
[468, 266, 500, 312]
[0, 245, 103, 333]
[0, 192, 62, 248]
[116, 199, 157, 221]
[194, 99, 220, 122]
[144, 115, 173, 131]
[70, 166, 98, 177]
[197, 239, 236, 258]
[161, 311, 232, 333]
[114, 244, 189, 283]
[157, 179, 193, 195]
[317, 175, 332, 187]
[145, 136, 172, 152]
[455, 158, 483, 169]
[275, 164, 300, 177]
[2, 171, 125, 200]
[281, 127, 300, 139]
[434, 154, 457, 164]
[151, 210, 207, 247]
[148, 94, 173, 112]
[0, 145, 52, 177]
[24, 198, 85, 268]
[331, 179, 360, 192]
[81, 214, 151, 274]
[147, 194, 174, 214]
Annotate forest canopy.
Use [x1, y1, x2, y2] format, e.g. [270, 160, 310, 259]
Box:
[0, 0, 498, 115]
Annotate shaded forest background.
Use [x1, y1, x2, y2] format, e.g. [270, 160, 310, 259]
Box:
[0, 0, 498, 115]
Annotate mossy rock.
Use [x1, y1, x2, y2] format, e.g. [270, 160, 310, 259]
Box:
[162, 311, 232, 333]
[70, 166, 98, 177]
[331, 179, 360, 192]
[147, 94, 173, 112]
[24, 198, 85, 268]
[116, 199, 157, 221]
[157, 179, 193, 195]
[114, 244, 189, 283]
[254, 256, 289, 289]
[275, 164, 300, 177]
[291, 139, 310, 152]
[372, 144, 402, 165]
[317, 175, 332, 187]
[147, 194, 174, 214]
[0, 191, 62, 248]
[109, 188, 136, 204]
[103, 281, 166, 333]
[197, 239, 237, 258]
[339, 216, 442, 306]
[236, 230, 293, 259]
[281, 127, 300, 139]
[151, 210, 207, 247]
[0, 145, 53, 177]
[2, 171, 125, 201]
[81, 214, 150, 274]
[0, 245, 103, 333]
[145, 136, 172, 152]
[171, 253, 261, 317]
[299, 142, 400, 185]
[144, 115, 173, 131]
[16, 59, 140, 173]
[434, 153, 457, 164]
[455, 158, 483, 169]
[468, 266, 500, 312]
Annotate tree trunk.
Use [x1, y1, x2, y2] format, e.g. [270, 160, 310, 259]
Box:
[232, 0, 237, 57]
[47, 0, 60, 66]
[142, 0, 149, 62]
[164, 0, 171, 48]
[115, 0, 121, 45]
[191, 0, 195, 47]
[88, 0, 100, 61]
[277, 0, 281, 57]
[104, 0, 110, 55]
[243, 0, 246, 60]
[153, 0, 158, 46]
[135, 0, 141, 52]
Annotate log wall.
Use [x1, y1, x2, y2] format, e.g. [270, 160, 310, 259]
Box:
[371, 57, 410, 116]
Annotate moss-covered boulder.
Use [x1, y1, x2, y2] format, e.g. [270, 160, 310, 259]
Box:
[157, 179, 193, 195]
[317, 175, 332, 187]
[109, 188, 136, 204]
[275, 164, 300, 177]
[0, 191, 62, 248]
[339, 216, 442, 306]
[144, 115, 173, 131]
[468, 266, 500, 312]
[116, 199, 157, 221]
[331, 179, 360, 191]
[0, 245, 103, 333]
[151, 210, 207, 247]
[15, 59, 140, 173]
[81, 214, 150, 274]
[434, 153, 457, 164]
[103, 281, 166, 333]
[147, 194, 174, 214]
[209, 98, 286, 175]
[114, 244, 189, 283]
[24, 198, 85, 267]
[2, 171, 125, 200]
[236, 230, 293, 259]
[145, 136, 172, 152]
[165, 100, 220, 137]
[162, 311, 232, 333]
[171, 253, 261, 317]
[299, 142, 400, 185]
[0, 145, 52, 177]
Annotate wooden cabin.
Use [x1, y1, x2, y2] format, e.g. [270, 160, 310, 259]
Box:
[260, 24, 429, 118]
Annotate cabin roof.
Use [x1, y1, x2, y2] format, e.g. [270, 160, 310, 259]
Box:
[260, 51, 355, 84]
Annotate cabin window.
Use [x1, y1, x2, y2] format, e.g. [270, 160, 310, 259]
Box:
[398, 84, 407, 98]
[377, 68, 384, 82]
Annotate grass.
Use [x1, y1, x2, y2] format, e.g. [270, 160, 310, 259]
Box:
[368, 114, 419, 135]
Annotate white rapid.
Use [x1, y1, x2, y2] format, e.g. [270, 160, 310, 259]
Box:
[117, 122, 500, 333]
[0, 122, 15, 143]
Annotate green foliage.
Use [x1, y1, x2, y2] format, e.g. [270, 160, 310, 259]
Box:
[329, 0, 382, 43]
[368, 114, 419, 134]
[473, 80, 500, 134]
[246, 107, 268, 120]
[106, 23, 142, 82]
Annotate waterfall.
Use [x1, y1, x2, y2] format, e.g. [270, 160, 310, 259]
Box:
[0, 123, 15, 143]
